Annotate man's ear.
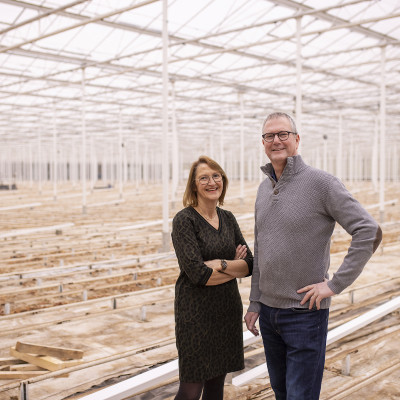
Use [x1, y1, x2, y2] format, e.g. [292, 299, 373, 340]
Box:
[296, 134, 300, 148]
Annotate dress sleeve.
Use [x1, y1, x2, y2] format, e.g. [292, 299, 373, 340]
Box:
[248, 208, 261, 312]
[171, 210, 213, 286]
[228, 211, 254, 276]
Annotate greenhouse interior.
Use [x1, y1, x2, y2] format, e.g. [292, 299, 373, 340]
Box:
[0, 0, 399, 399]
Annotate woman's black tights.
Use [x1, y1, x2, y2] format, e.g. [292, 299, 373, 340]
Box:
[174, 374, 226, 400]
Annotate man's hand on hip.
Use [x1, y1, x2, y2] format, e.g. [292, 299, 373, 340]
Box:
[244, 311, 260, 336]
[297, 280, 335, 310]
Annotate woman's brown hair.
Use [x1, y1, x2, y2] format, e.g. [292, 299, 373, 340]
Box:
[183, 155, 228, 207]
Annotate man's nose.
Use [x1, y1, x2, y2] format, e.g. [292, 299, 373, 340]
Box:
[272, 134, 281, 143]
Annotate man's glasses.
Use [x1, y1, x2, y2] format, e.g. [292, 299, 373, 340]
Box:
[262, 131, 296, 142]
[197, 173, 222, 185]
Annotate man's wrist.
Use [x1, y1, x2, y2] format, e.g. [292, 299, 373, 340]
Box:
[248, 301, 261, 313]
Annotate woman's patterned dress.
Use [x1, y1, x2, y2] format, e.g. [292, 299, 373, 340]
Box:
[171, 206, 253, 382]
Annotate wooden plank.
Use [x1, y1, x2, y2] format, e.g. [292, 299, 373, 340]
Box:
[15, 341, 83, 360]
[10, 364, 45, 371]
[0, 358, 26, 366]
[10, 347, 82, 371]
[0, 370, 47, 379]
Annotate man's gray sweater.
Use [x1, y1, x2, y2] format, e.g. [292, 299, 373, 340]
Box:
[248, 155, 382, 312]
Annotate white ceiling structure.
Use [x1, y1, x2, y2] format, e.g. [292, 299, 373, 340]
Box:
[0, 0, 399, 175]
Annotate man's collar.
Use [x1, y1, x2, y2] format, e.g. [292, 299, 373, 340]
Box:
[270, 168, 278, 182]
[260, 155, 306, 179]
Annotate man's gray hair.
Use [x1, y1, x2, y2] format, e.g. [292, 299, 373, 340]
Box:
[262, 112, 297, 133]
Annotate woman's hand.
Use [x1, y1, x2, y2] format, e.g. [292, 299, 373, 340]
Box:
[205, 259, 235, 285]
[234, 244, 247, 260]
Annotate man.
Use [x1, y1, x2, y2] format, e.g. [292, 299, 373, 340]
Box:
[244, 112, 382, 400]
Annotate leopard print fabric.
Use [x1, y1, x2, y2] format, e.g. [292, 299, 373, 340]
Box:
[172, 206, 253, 382]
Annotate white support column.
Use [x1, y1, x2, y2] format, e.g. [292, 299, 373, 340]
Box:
[349, 137, 354, 184]
[259, 141, 264, 183]
[90, 135, 96, 192]
[247, 156, 252, 182]
[161, 0, 169, 251]
[106, 145, 111, 183]
[21, 146, 26, 182]
[123, 140, 128, 184]
[226, 151, 232, 181]
[393, 144, 398, 183]
[110, 142, 115, 186]
[0, 150, 3, 183]
[127, 145, 132, 183]
[314, 149, 320, 169]
[152, 150, 157, 183]
[372, 117, 378, 191]
[29, 143, 33, 188]
[356, 147, 361, 182]
[20, 146, 24, 181]
[361, 151, 365, 181]
[15, 146, 20, 182]
[81, 67, 87, 215]
[209, 134, 214, 159]
[219, 123, 225, 169]
[71, 139, 77, 186]
[135, 138, 140, 192]
[239, 92, 244, 202]
[118, 109, 123, 199]
[379, 47, 386, 223]
[37, 119, 42, 195]
[2, 151, 6, 185]
[171, 80, 179, 203]
[143, 143, 148, 185]
[60, 147, 64, 183]
[6, 147, 11, 184]
[18, 146, 23, 182]
[336, 112, 343, 180]
[323, 135, 328, 172]
[296, 17, 302, 151]
[52, 103, 58, 201]
[99, 145, 104, 184]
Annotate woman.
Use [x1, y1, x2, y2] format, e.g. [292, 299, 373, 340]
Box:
[172, 155, 253, 400]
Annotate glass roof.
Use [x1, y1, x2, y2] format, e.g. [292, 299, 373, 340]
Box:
[0, 0, 399, 162]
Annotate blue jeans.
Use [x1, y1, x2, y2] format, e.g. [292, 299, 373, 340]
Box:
[259, 304, 329, 400]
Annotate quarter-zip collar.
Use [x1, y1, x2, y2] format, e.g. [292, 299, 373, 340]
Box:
[260, 155, 307, 184]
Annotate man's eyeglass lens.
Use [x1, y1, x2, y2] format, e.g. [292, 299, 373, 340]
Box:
[198, 174, 222, 185]
[262, 131, 294, 142]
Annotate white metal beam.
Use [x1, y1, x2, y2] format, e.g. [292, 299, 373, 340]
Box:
[0, 0, 88, 36]
[0, 0, 160, 54]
